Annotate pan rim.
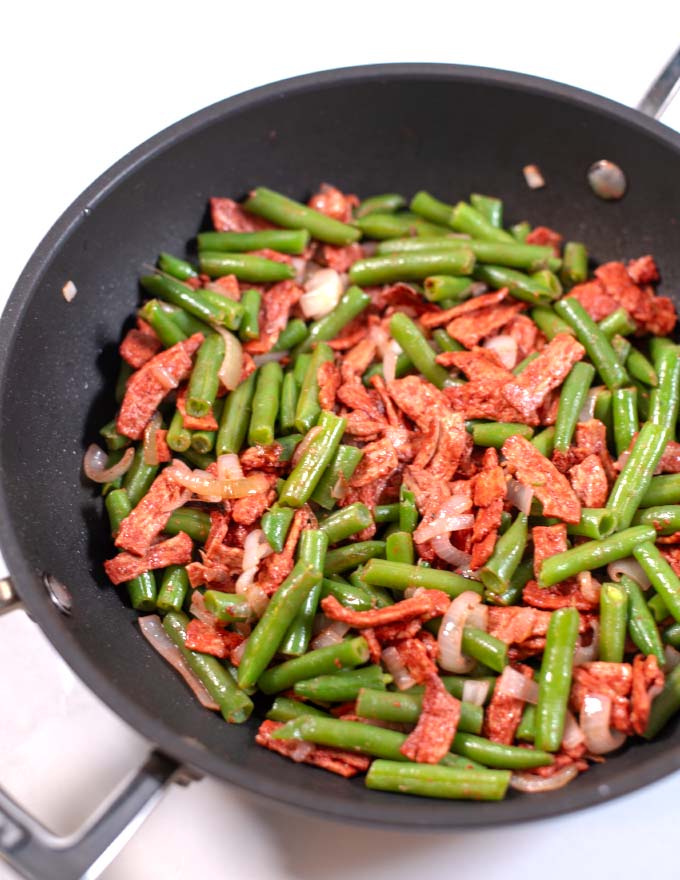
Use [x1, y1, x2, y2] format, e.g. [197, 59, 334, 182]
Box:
[2, 61, 680, 829]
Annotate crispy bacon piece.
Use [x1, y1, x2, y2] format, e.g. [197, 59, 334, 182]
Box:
[231, 473, 278, 525]
[522, 579, 599, 612]
[574, 419, 616, 481]
[470, 448, 506, 569]
[210, 197, 271, 232]
[627, 255, 659, 285]
[372, 619, 423, 643]
[630, 654, 664, 736]
[529, 751, 589, 778]
[654, 440, 680, 474]
[308, 183, 359, 223]
[525, 225, 563, 254]
[320, 243, 365, 272]
[240, 443, 284, 472]
[447, 301, 526, 349]
[153, 428, 172, 463]
[340, 337, 378, 381]
[445, 380, 532, 424]
[120, 322, 162, 369]
[185, 619, 244, 659]
[371, 282, 432, 315]
[387, 375, 452, 430]
[532, 524, 568, 579]
[104, 532, 193, 584]
[484, 664, 534, 744]
[362, 627, 382, 664]
[256, 506, 315, 595]
[349, 437, 399, 488]
[400, 674, 461, 764]
[337, 379, 384, 421]
[176, 384, 219, 431]
[437, 346, 513, 382]
[569, 454, 608, 508]
[567, 279, 618, 322]
[595, 261, 676, 336]
[317, 361, 341, 411]
[204, 510, 230, 556]
[403, 466, 452, 522]
[571, 661, 633, 734]
[256, 720, 370, 778]
[326, 316, 369, 351]
[501, 313, 545, 360]
[115, 470, 191, 556]
[420, 289, 511, 330]
[207, 274, 241, 300]
[117, 334, 203, 440]
[502, 434, 582, 523]
[502, 334, 585, 420]
[321, 590, 450, 628]
[488, 606, 594, 646]
[394, 637, 438, 684]
[244, 280, 302, 354]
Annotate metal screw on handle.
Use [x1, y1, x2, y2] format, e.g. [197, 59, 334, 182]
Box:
[0, 577, 21, 616]
[637, 47, 680, 119]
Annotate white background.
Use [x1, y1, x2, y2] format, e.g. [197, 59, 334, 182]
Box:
[2, 2, 680, 878]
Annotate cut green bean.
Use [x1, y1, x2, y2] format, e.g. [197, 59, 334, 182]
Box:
[186, 333, 224, 418]
[203, 590, 252, 623]
[634, 505, 680, 535]
[281, 530, 329, 656]
[389, 312, 451, 389]
[425, 275, 474, 304]
[279, 370, 299, 435]
[473, 265, 557, 306]
[311, 445, 364, 510]
[156, 565, 190, 614]
[649, 346, 680, 441]
[566, 508, 617, 540]
[605, 422, 668, 530]
[375, 503, 400, 524]
[410, 191, 455, 226]
[612, 387, 639, 456]
[356, 212, 450, 240]
[633, 541, 680, 624]
[355, 193, 406, 217]
[560, 242, 588, 286]
[122, 446, 159, 508]
[530, 426, 555, 458]
[319, 503, 373, 544]
[553, 362, 596, 454]
[386, 531, 415, 565]
[599, 583, 628, 662]
[266, 696, 330, 723]
[642, 475, 680, 508]
[324, 541, 386, 575]
[273, 318, 309, 352]
[399, 485, 419, 533]
[450, 201, 514, 243]
[166, 408, 191, 453]
[365, 760, 511, 801]
[535, 607, 579, 751]
[280, 411, 346, 507]
[599, 308, 636, 339]
[349, 249, 475, 287]
[261, 503, 296, 553]
[663, 622, 680, 648]
[198, 250, 295, 283]
[158, 251, 198, 281]
[237, 288, 262, 342]
[258, 636, 370, 694]
[197, 228, 310, 254]
[620, 574, 665, 664]
[164, 507, 211, 543]
[470, 193, 503, 228]
[245, 187, 360, 246]
[356, 688, 483, 735]
[510, 221, 531, 242]
[248, 360, 283, 446]
[479, 513, 528, 594]
[530, 306, 575, 341]
[139, 300, 188, 347]
[294, 667, 389, 703]
[554, 297, 629, 390]
[294, 342, 335, 433]
[362, 558, 483, 597]
[216, 371, 257, 455]
[432, 329, 464, 355]
[452, 732, 553, 769]
[643, 664, 680, 738]
[472, 422, 533, 448]
[461, 627, 508, 673]
[320, 577, 375, 612]
[105, 489, 157, 611]
[140, 274, 240, 329]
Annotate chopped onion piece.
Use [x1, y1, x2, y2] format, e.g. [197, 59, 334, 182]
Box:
[235, 567, 257, 593]
[413, 495, 472, 543]
[291, 257, 307, 284]
[430, 534, 473, 568]
[506, 478, 533, 515]
[217, 453, 244, 482]
[142, 412, 163, 466]
[289, 739, 316, 763]
[496, 666, 539, 703]
[577, 572, 601, 605]
[523, 164, 546, 190]
[311, 621, 350, 650]
[246, 583, 270, 618]
[607, 558, 651, 590]
[484, 334, 518, 370]
[62, 280, 77, 302]
[292, 426, 323, 466]
[562, 710, 586, 750]
[138, 615, 219, 710]
[300, 268, 343, 319]
[382, 340, 402, 384]
[462, 679, 489, 706]
[465, 603, 488, 632]
[580, 693, 626, 755]
[382, 647, 417, 691]
[150, 362, 178, 391]
[83, 444, 135, 483]
[243, 528, 273, 570]
[166, 462, 269, 500]
[510, 765, 579, 793]
[231, 638, 248, 665]
[578, 386, 603, 422]
[574, 620, 600, 666]
[214, 327, 243, 391]
[189, 591, 219, 627]
[437, 591, 481, 673]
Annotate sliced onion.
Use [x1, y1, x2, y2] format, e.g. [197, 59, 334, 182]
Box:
[166, 463, 269, 500]
[506, 478, 533, 515]
[437, 591, 481, 673]
[580, 693, 626, 755]
[83, 444, 135, 483]
[562, 710, 586, 750]
[413, 495, 472, 543]
[462, 679, 489, 706]
[291, 257, 307, 283]
[510, 765, 579, 793]
[311, 621, 350, 650]
[466, 602, 488, 632]
[300, 268, 343, 319]
[217, 453, 244, 482]
[292, 426, 323, 466]
[142, 412, 163, 466]
[496, 666, 539, 703]
[253, 351, 287, 366]
[62, 280, 77, 302]
[574, 620, 600, 666]
[235, 567, 257, 593]
[189, 591, 220, 626]
[577, 572, 601, 605]
[664, 644, 680, 671]
[382, 340, 402, 385]
[331, 473, 350, 501]
[430, 534, 473, 568]
[484, 334, 518, 370]
[469, 282, 488, 297]
[523, 164, 546, 190]
[138, 615, 219, 710]
[578, 386, 604, 422]
[243, 528, 273, 570]
[607, 558, 651, 590]
[215, 327, 243, 391]
[382, 646, 417, 691]
[246, 583, 270, 618]
[150, 362, 178, 391]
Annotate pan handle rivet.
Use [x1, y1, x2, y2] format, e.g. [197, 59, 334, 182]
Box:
[42, 573, 73, 615]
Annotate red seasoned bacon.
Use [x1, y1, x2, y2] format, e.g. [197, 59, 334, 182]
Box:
[256, 720, 370, 778]
[207, 274, 241, 300]
[420, 289, 511, 330]
[231, 473, 278, 525]
[525, 225, 563, 254]
[340, 338, 378, 381]
[522, 579, 600, 612]
[501, 334, 585, 420]
[394, 637, 438, 684]
[239, 443, 285, 472]
[176, 384, 219, 432]
[308, 183, 359, 223]
[317, 361, 342, 411]
[117, 334, 203, 440]
[320, 589, 450, 628]
[630, 654, 664, 736]
[445, 378, 531, 425]
[256, 506, 315, 595]
[349, 437, 399, 487]
[488, 606, 594, 647]
[387, 375, 452, 430]
[574, 419, 616, 481]
[567, 279, 618, 322]
[210, 197, 272, 232]
[120, 322, 162, 369]
[185, 619, 244, 659]
[204, 510, 230, 556]
[501, 313, 545, 360]
[244, 280, 302, 354]
[627, 255, 659, 285]
[371, 282, 433, 316]
[400, 674, 461, 764]
[484, 664, 534, 745]
[532, 524, 567, 579]
[571, 661, 633, 734]
[568, 454, 609, 508]
[372, 619, 423, 644]
[502, 434, 582, 523]
[437, 346, 513, 383]
[115, 470, 192, 556]
[595, 261, 676, 336]
[446, 301, 526, 349]
[320, 243, 365, 272]
[470, 448, 506, 569]
[104, 532, 193, 584]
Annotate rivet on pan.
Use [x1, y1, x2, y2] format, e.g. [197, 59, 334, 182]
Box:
[587, 160, 627, 200]
[42, 573, 73, 615]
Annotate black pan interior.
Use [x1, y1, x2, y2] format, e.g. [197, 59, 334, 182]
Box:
[2, 64, 680, 827]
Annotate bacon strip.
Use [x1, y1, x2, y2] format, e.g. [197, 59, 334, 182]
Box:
[320, 590, 450, 628]
[176, 385, 219, 431]
[420, 289, 511, 329]
[502, 434, 582, 523]
[115, 470, 192, 556]
[104, 532, 193, 584]
[256, 720, 370, 778]
[185, 619, 244, 659]
[120, 324, 162, 369]
[630, 654, 664, 736]
[484, 664, 534, 745]
[244, 280, 302, 354]
[400, 674, 461, 764]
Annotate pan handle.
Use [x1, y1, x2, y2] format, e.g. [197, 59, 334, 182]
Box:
[637, 46, 680, 118]
[0, 577, 189, 880]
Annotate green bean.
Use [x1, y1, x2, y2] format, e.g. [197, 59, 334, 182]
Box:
[122, 446, 159, 508]
[261, 503, 295, 553]
[472, 422, 533, 447]
[473, 265, 557, 306]
[470, 193, 503, 228]
[349, 249, 475, 287]
[593, 387, 613, 434]
[365, 760, 510, 801]
[154, 564, 189, 614]
[539, 525, 657, 587]
[319, 503, 373, 544]
[273, 318, 309, 352]
[425, 275, 474, 304]
[356, 688, 483, 735]
[560, 242, 588, 286]
[626, 347, 658, 388]
[324, 541, 386, 574]
[247, 360, 283, 446]
[389, 312, 451, 389]
[611, 334, 631, 366]
[362, 558, 483, 597]
[530, 426, 555, 459]
[619, 574, 665, 663]
[599, 583, 628, 662]
[664, 621, 680, 647]
[99, 419, 131, 453]
[198, 250, 295, 283]
[399, 485, 419, 533]
[378, 237, 559, 272]
[273, 715, 413, 760]
[245, 187, 360, 246]
[634, 505, 680, 535]
[278, 370, 299, 435]
[238, 562, 319, 689]
[105, 489, 157, 611]
[197, 228, 310, 254]
[461, 627, 508, 673]
[100, 449, 125, 495]
[642, 475, 680, 508]
[185, 333, 224, 418]
[164, 408, 190, 453]
[633, 541, 680, 623]
[157, 251, 198, 281]
[612, 387, 639, 456]
[281, 530, 329, 657]
[598, 307, 636, 339]
[566, 508, 617, 540]
[511, 353, 539, 376]
[452, 732, 553, 769]
[375, 503, 400, 524]
[649, 593, 670, 623]
[552, 361, 597, 455]
[235, 288, 261, 342]
[266, 696, 330, 723]
[294, 342, 334, 432]
[280, 411, 346, 507]
[649, 337, 678, 363]
[203, 590, 251, 623]
[386, 531, 415, 565]
[164, 507, 211, 543]
[450, 201, 514, 243]
[510, 221, 531, 243]
[159, 304, 214, 338]
[649, 346, 680, 441]
[430, 331, 463, 357]
[163, 611, 253, 722]
[356, 211, 450, 239]
[363, 352, 413, 385]
[320, 576, 379, 612]
[216, 370, 257, 455]
[258, 636, 370, 694]
[139, 300, 188, 347]
[355, 193, 406, 217]
[479, 513, 528, 594]
[311, 445, 364, 510]
[294, 667, 389, 703]
[485, 556, 534, 607]
[115, 361, 133, 404]
[531, 269, 562, 297]
[140, 274, 239, 329]
[300, 285, 371, 355]
[409, 191, 456, 226]
[406, 676, 496, 702]
[643, 663, 680, 738]
[516, 705, 536, 742]
[534, 607, 579, 751]
[605, 423, 668, 530]
[554, 298, 628, 390]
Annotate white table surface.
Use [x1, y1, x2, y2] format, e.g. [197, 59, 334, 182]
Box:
[2, 2, 680, 877]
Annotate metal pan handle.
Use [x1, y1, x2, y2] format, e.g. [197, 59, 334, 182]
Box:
[0, 577, 186, 880]
[637, 47, 680, 118]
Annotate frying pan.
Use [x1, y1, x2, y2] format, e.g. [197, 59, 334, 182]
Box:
[2, 55, 680, 880]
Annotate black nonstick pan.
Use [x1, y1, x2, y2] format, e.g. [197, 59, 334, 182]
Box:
[1, 58, 680, 880]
